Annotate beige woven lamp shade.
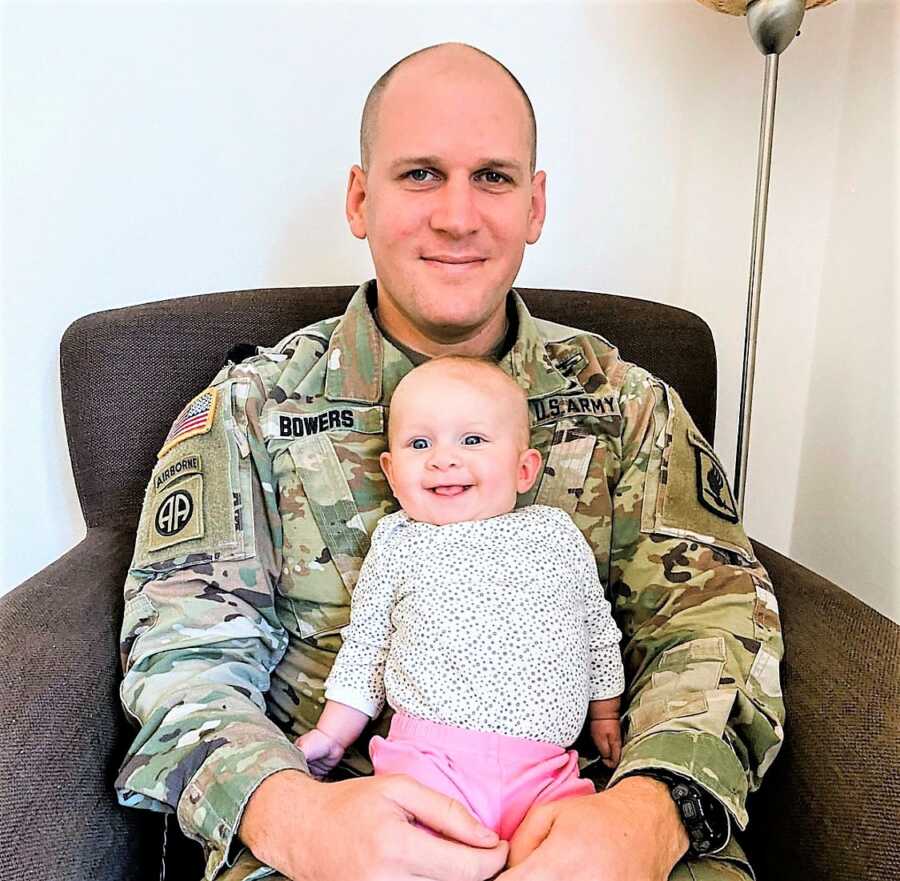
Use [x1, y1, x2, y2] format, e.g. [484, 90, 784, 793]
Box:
[695, 0, 835, 14]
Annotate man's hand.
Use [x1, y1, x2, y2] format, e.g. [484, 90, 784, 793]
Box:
[294, 729, 346, 780]
[498, 776, 688, 881]
[239, 769, 509, 881]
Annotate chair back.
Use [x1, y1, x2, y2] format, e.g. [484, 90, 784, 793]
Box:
[60, 285, 717, 528]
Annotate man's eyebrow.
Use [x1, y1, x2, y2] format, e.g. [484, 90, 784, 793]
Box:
[389, 156, 525, 174]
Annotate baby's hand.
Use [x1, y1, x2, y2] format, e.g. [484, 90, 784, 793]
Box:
[589, 717, 622, 769]
[294, 728, 346, 780]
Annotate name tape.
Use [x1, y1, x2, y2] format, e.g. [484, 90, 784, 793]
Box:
[530, 394, 620, 425]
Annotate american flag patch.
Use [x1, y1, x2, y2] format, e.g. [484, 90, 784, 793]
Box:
[157, 388, 219, 458]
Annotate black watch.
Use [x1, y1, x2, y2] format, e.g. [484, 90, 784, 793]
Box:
[626, 770, 731, 858]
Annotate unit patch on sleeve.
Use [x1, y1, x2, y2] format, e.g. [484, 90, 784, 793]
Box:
[154, 454, 202, 492]
[147, 473, 205, 552]
[690, 430, 739, 523]
[643, 386, 754, 562]
[158, 388, 219, 458]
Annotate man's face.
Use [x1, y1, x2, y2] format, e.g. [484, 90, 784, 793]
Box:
[380, 365, 541, 525]
[347, 50, 546, 350]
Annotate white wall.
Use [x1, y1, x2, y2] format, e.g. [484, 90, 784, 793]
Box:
[2, 0, 897, 622]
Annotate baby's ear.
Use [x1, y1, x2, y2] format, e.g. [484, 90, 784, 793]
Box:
[517, 448, 543, 493]
[379, 451, 395, 490]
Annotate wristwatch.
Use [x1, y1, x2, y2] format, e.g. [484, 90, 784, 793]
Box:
[626, 770, 731, 858]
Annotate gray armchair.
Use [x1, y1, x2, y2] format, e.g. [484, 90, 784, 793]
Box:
[1, 286, 897, 881]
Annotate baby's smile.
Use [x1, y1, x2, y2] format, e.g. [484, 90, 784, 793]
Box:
[428, 484, 472, 497]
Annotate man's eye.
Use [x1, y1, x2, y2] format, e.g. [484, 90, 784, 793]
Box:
[462, 435, 484, 446]
[405, 169, 436, 183]
[476, 170, 510, 185]
[411, 438, 430, 449]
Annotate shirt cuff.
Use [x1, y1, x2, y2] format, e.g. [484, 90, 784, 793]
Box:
[324, 683, 382, 718]
[589, 684, 625, 701]
[607, 730, 749, 829]
[175, 732, 310, 880]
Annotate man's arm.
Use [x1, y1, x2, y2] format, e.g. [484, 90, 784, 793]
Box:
[606, 368, 785, 834]
[117, 363, 308, 878]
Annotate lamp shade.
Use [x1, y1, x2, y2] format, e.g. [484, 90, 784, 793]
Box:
[694, 0, 835, 14]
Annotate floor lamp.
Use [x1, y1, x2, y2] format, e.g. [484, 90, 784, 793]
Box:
[693, 0, 837, 517]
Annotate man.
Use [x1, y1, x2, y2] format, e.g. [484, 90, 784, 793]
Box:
[118, 43, 784, 881]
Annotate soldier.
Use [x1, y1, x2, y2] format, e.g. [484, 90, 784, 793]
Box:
[118, 42, 785, 881]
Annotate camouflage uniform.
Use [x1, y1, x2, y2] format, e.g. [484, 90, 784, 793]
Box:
[118, 281, 784, 881]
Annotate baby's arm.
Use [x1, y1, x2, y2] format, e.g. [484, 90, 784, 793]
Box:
[567, 514, 626, 767]
[295, 517, 400, 778]
[296, 700, 371, 779]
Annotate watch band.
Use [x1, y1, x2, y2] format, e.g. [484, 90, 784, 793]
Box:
[625, 770, 731, 858]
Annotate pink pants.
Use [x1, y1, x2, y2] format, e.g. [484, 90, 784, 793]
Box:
[369, 712, 595, 841]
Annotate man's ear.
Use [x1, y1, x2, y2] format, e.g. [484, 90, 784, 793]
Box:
[379, 450, 395, 491]
[525, 170, 547, 245]
[346, 165, 368, 240]
[516, 448, 543, 493]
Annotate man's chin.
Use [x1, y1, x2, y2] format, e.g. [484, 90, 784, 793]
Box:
[415, 290, 510, 338]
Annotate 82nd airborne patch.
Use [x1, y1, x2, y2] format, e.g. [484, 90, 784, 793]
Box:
[147, 473, 205, 551]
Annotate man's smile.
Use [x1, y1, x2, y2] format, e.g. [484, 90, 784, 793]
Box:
[421, 255, 487, 274]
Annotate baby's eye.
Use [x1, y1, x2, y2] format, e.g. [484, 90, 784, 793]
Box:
[410, 438, 431, 450]
[462, 435, 484, 446]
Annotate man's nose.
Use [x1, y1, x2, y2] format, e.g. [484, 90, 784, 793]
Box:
[429, 177, 481, 238]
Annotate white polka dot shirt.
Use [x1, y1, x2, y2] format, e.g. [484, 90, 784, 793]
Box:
[324, 505, 625, 747]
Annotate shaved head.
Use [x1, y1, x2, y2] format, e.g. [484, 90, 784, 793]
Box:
[360, 42, 537, 175]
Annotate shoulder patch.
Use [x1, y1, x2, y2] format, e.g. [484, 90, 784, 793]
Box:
[690, 429, 739, 523]
[642, 385, 755, 562]
[147, 474, 204, 551]
[158, 388, 218, 458]
[132, 381, 255, 571]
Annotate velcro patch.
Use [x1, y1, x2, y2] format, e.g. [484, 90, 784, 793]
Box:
[530, 393, 620, 426]
[267, 405, 383, 438]
[147, 474, 204, 552]
[643, 386, 755, 562]
[690, 430, 739, 523]
[154, 454, 202, 492]
[158, 388, 218, 458]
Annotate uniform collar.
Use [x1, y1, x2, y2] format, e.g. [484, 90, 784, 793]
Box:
[324, 280, 569, 403]
[323, 281, 384, 403]
[500, 290, 570, 399]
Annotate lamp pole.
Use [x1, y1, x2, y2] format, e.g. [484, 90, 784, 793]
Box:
[733, 0, 806, 516]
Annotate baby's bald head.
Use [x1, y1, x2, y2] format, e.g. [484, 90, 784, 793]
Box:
[387, 356, 531, 450]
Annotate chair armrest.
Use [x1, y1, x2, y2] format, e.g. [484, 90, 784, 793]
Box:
[0, 528, 163, 881]
[744, 541, 900, 880]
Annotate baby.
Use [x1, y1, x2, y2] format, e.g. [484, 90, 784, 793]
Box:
[296, 355, 625, 841]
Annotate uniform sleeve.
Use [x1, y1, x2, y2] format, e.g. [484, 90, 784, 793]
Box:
[116, 365, 308, 880]
[606, 369, 785, 834]
[570, 524, 626, 702]
[323, 525, 397, 718]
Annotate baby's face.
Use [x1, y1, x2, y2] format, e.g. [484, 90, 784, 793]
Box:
[380, 366, 541, 525]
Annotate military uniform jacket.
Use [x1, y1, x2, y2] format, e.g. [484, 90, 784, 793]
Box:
[118, 281, 785, 880]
